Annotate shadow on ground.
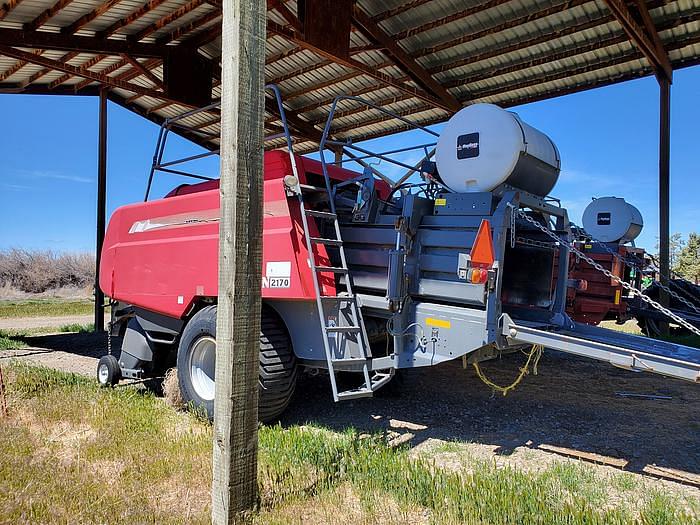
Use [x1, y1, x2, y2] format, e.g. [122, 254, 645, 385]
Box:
[280, 351, 700, 482]
[2, 332, 698, 484]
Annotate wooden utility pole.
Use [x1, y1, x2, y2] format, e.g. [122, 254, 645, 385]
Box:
[94, 88, 107, 333]
[211, 0, 266, 522]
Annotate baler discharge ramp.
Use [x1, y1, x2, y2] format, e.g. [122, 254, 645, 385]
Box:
[501, 315, 700, 383]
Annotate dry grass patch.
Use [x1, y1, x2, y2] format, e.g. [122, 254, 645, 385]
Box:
[0, 362, 697, 525]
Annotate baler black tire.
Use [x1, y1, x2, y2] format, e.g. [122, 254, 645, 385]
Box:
[97, 355, 121, 387]
[176, 304, 297, 423]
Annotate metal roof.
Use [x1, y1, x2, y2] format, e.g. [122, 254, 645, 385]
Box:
[1, 0, 698, 153]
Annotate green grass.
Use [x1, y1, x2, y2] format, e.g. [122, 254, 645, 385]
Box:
[600, 320, 700, 348]
[0, 363, 697, 525]
[0, 332, 26, 350]
[658, 333, 700, 349]
[0, 299, 98, 318]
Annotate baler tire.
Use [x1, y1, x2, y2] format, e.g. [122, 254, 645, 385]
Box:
[258, 308, 298, 423]
[176, 305, 297, 423]
[97, 355, 121, 387]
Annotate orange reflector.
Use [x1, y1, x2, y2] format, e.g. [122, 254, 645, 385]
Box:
[471, 219, 495, 268]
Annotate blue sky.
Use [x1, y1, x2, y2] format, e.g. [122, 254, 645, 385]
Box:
[1, 66, 698, 253]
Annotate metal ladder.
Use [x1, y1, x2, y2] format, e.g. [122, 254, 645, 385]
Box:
[294, 179, 395, 401]
[268, 84, 390, 401]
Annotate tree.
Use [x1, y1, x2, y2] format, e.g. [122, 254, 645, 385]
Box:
[656, 232, 684, 269]
[675, 232, 700, 283]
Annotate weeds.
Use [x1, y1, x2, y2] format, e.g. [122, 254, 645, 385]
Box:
[0, 330, 26, 350]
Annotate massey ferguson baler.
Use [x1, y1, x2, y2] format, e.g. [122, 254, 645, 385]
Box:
[97, 93, 700, 421]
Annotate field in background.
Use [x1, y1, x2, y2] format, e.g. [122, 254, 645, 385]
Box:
[0, 363, 696, 525]
[0, 299, 95, 318]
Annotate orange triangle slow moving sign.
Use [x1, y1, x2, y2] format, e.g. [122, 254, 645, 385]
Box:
[471, 219, 495, 268]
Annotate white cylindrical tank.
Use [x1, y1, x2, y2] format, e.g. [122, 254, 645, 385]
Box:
[435, 103, 561, 196]
[582, 197, 643, 244]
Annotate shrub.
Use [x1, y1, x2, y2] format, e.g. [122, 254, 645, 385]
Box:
[0, 248, 94, 293]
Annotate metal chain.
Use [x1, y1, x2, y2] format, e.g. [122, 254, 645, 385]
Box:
[518, 210, 700, 337]
[516, 236, 559, 250]
[507, 203, 516, 249]
[573, 225, 700, 314]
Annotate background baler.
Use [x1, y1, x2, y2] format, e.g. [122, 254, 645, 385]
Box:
[96, 92, 700, 421]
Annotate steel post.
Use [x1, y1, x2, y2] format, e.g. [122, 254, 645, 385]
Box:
[658, 77, 671, 334]
[94, 88, 107, 332]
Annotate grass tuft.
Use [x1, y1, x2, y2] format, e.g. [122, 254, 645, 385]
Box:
[0, 329, 27, 350]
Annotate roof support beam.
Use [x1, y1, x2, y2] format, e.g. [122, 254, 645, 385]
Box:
[0, 0, 24, 21]
[0, 45, 177, 101]
[96, 0, 170, 39]
[74, 57, 130, 91]
[0, 84, 100, 95]
[121, 54, 164, 88]
[155, 9, 221, 45]
[264, 97, 319, 142]
[24, 0, 75, 31]
[267, 21, 450, 111]
[129, 0, 205, 42]
[267, 0, 302, 33]
[0, 49, 42, 81]
[0, 28, 169, 58]
[62, 0, 124, 34]
[602, 0, 672, 81]
[50, 54, 108, 88]
[351, 4, 460, 112]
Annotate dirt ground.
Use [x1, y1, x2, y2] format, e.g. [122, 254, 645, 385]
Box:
[1, 320, 698, 504]
[0, 314, 98, 331]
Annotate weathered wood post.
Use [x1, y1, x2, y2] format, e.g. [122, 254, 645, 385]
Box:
[211, 0, 266, 522]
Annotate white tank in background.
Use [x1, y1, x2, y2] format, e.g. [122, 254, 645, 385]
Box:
[435, 103, 561, 196]
[582, 197, 643, 244]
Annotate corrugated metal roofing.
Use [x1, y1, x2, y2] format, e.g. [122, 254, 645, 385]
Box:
[1, 0, 698, 153]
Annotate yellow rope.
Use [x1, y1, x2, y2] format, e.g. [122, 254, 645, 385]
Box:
[472, 345, 543, 396]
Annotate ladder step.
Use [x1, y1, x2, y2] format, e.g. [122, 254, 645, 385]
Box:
[315, 266, 348, 274]
[310, 237, 343, 246]
[320, 295, 355, 302]
[337, 388, 374, 400]
[326, 325, 361, 333]
[305, 209, 337, 220]
[299, 184, 327, 193]
[332, 357, 369, 364]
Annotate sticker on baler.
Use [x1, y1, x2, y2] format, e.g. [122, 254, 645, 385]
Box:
[262, 261, 291, 288]
[425, 317, 451, 329]
[614, 289, 621, 305]
[435, 198, 447, 206]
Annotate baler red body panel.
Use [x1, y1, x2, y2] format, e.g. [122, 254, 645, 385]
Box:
[100, 151, 381, 319]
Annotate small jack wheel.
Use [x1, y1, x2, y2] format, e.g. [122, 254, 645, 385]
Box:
[97, 355, 121, 387]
